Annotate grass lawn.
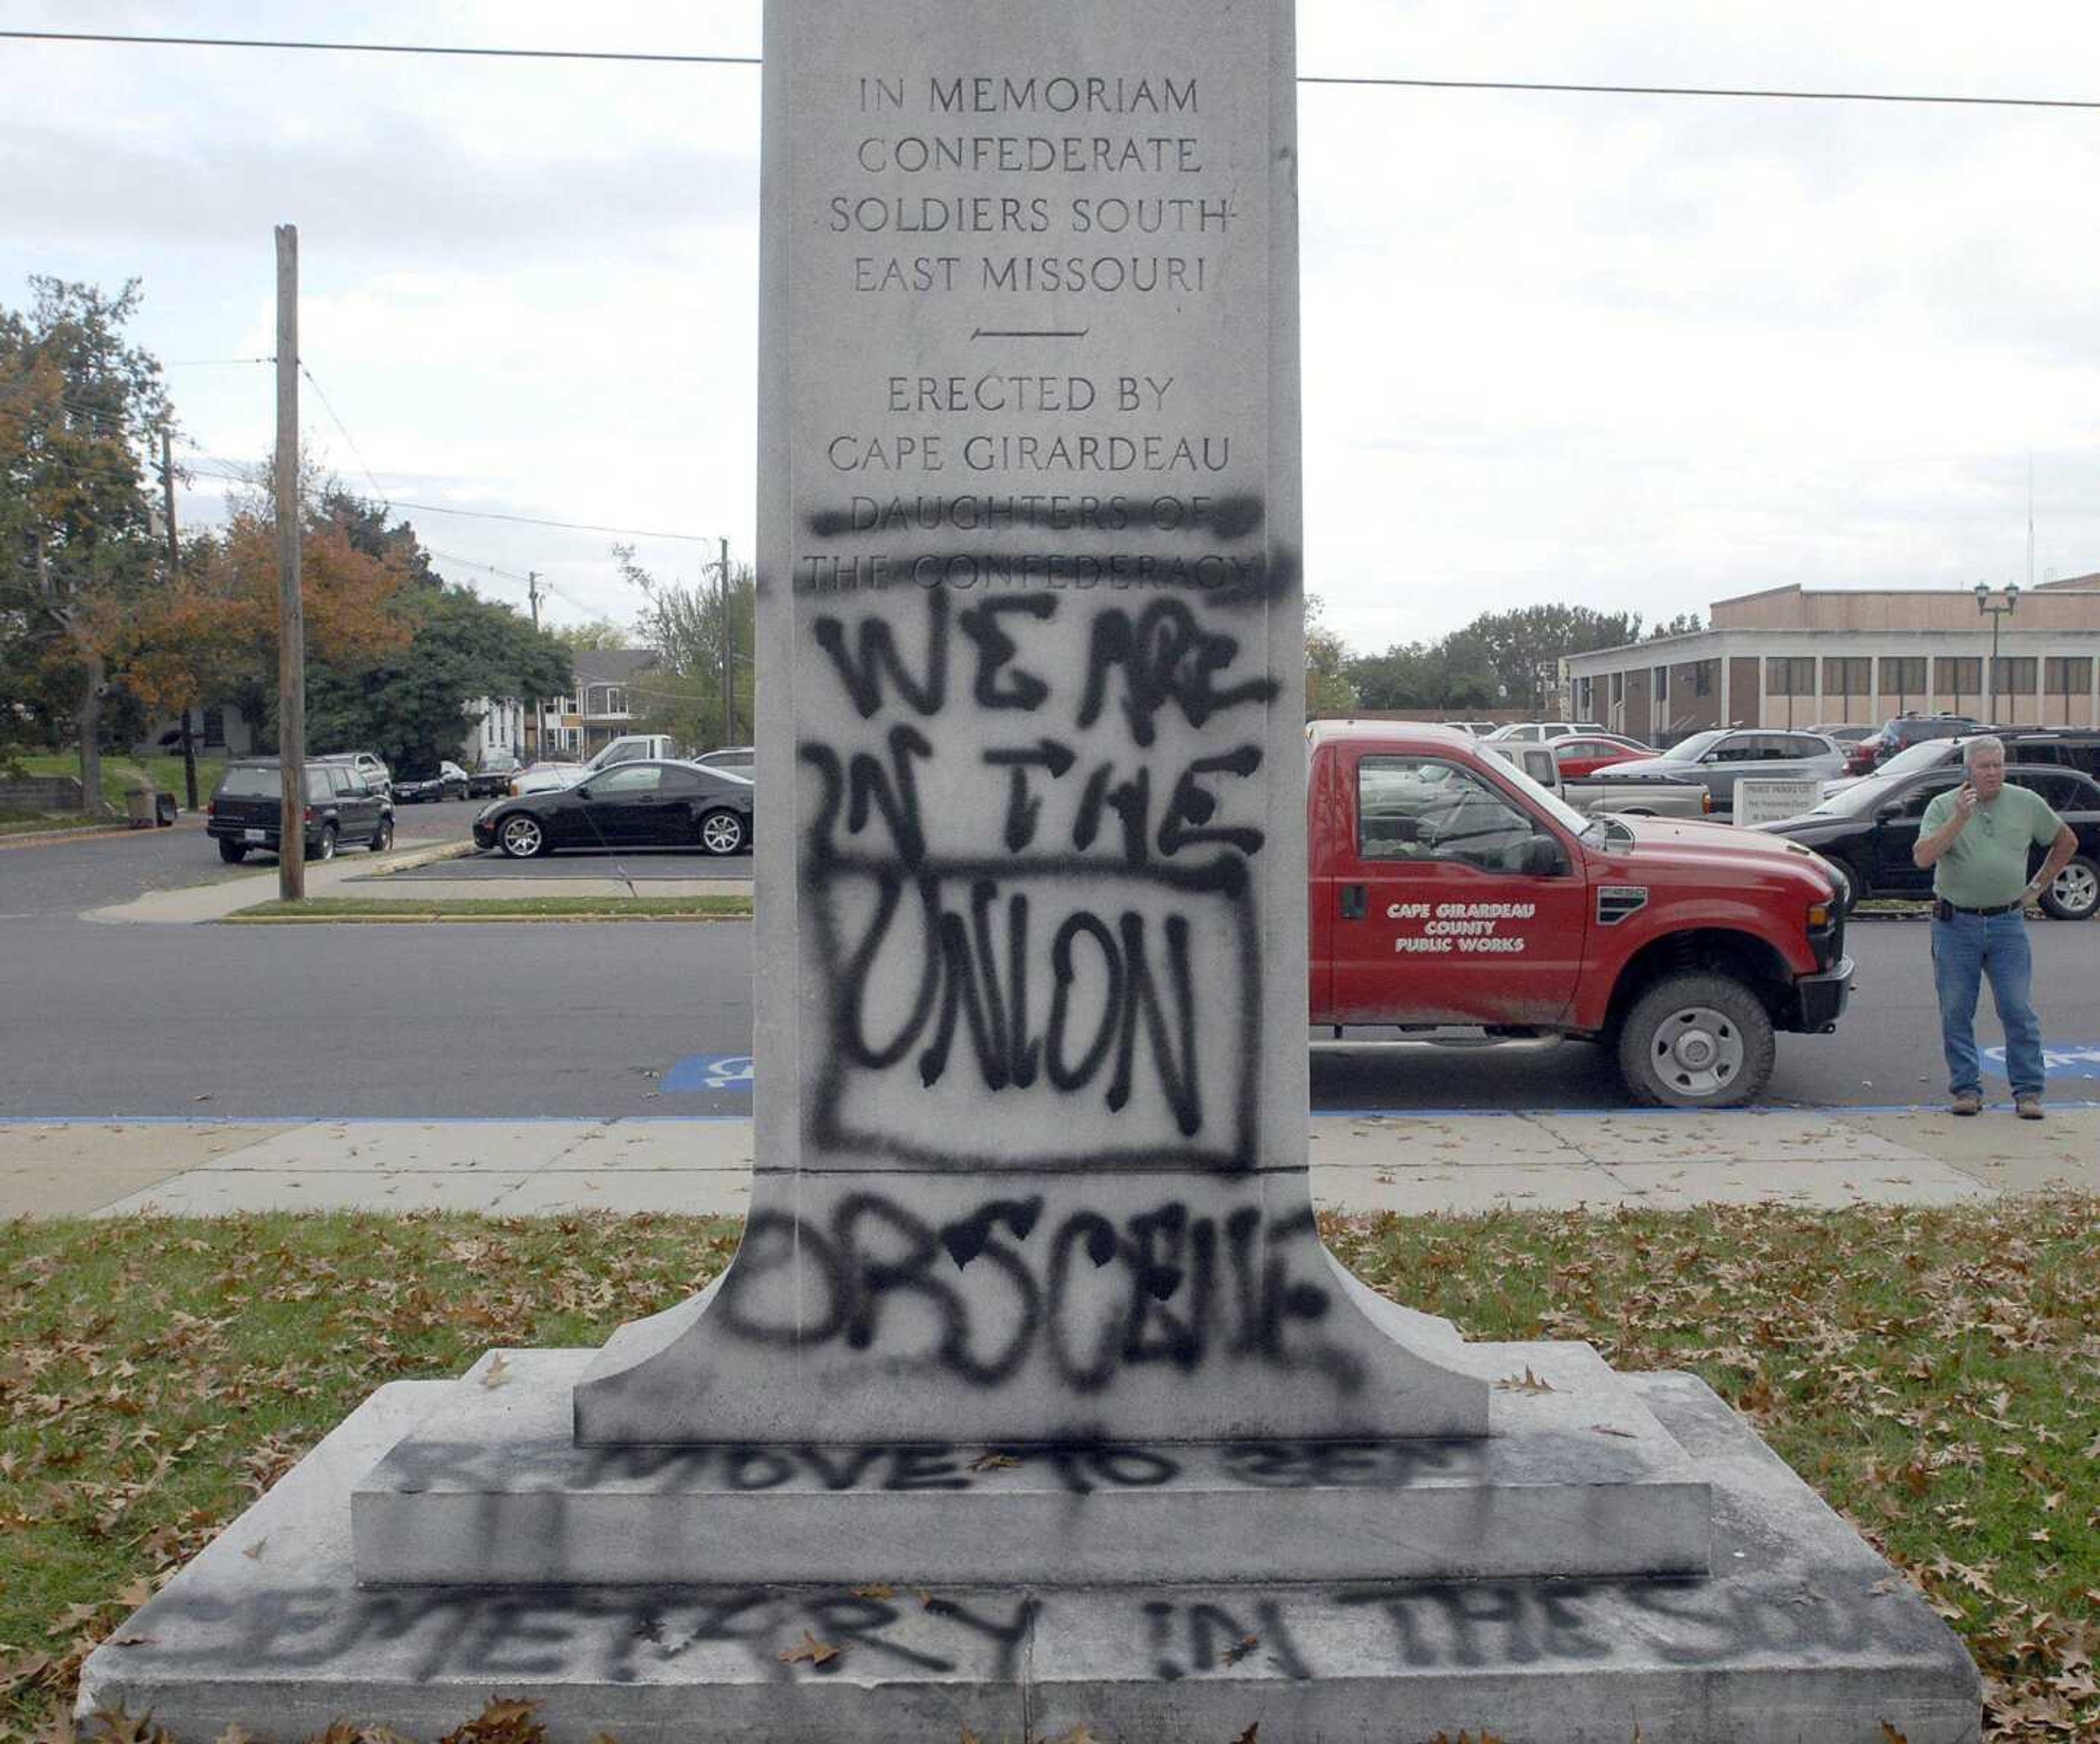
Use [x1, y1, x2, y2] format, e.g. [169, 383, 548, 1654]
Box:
[5, 752, 224, 819]
[223, 893, 754, 921]
[2, 1199, 2093, 1741]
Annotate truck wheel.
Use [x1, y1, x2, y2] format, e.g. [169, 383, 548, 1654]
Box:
[1617, 972, 1774, 1108]
[2040, 854, 2099, 921]
[218, 839, 246, 864]
[314, 824, 338, 862]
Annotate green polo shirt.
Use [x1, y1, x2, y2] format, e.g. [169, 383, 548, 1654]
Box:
[1920, 782, 2063, 907]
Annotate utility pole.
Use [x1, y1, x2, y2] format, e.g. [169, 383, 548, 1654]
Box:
[159, 427, 198, 812]
[528, 569, 545, 759]
[275, 224, 306, 902]
[719, 536, 733, 746]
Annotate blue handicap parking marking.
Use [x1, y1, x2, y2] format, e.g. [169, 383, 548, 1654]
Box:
[660, 1054, 755, 1094]
[1982, 1042, 2100, 1081]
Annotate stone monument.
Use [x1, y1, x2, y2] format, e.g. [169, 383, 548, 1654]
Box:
[84, 3, 1981, 1738]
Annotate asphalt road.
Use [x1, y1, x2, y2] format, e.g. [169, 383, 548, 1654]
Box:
[5, 823, 2100, 1117]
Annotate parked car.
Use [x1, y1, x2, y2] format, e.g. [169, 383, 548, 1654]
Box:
[1753, 763, 2100, 921]
[1594, 728, 1846, 816]
[509, 733, 681, 796]
[1437, 721, 1500, 737]
[1484, 740, 1710, 818]
[1309, 722, 1851, 1106]
[474, 759, 755, 858]
[1843, 714, 1985, 778]
[1484, 721, 1604, 743]
[1819, 728, 2100, 800]
[312, 750, 392, 797]
[392, 759, 470, 803]
[206, 759, 396, 863]
[467, 751, 524, 799]
[1809, 723, 1877, 746]
[696, 744, 755, 775]
[1549, 733, 1654, 779]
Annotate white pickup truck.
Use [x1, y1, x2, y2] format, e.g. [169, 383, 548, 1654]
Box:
[508, 733, 682, 796]
[1485, 740, 1712, 819]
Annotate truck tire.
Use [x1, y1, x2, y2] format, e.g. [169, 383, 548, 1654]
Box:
[1617, 972, 1775, 1108]
[218, 839, 246, 864]
[2040, 854, 2099, 921]
[1825, 851, 1869, 909]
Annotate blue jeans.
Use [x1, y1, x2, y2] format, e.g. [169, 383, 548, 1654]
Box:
[1931, 910, 2044, 1098]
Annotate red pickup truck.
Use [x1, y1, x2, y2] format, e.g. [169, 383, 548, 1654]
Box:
[1308, 722, 1853, 1106]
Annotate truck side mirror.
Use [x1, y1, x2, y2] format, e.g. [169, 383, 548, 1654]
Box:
[1521, 835, 1569, 877]
[1874, 803, 1901, 824]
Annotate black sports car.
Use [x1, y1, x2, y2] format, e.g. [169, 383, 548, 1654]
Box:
[472, 759, 754, 858]
[393, 759, 470, 803]
[1753, 762, 2100, 920]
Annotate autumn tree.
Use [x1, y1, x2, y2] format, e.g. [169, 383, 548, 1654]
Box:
[621, 543, 752, 752]
[300, 492, 570, 771]
[0, 277, 171, 809]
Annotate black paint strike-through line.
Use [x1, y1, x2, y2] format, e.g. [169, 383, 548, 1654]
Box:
[971, 328, 1091, 340]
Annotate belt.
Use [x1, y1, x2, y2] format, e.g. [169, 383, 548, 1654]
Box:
[1934, 897, 2022, 918]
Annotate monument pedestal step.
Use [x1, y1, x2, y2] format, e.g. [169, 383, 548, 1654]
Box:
[80, 1371, 1980, 1743]
[351, 1344, 1710, 1588]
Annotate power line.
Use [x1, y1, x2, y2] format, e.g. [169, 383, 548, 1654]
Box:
[299, 363, 387, 501]
[1298, 73, 2100, 111]
[374, 498, 716, 544]
[0, 28, 758, 66]
[5, 28, 2099, 110]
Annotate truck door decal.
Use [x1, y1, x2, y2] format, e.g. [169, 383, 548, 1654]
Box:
[1597, 885, 1648, 926]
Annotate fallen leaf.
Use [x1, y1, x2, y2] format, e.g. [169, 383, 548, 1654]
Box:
[480, 1353, 512, 1390]
[1495, 1365, 1556, 1395]
[1880, 1725, 1910, 1744]
[241, 1537, 266, 1560]
[849, 1583, 896, 1599]
[1222, 1634, 1258, 1665]
[1591, 1423, 1638, 1439]
[779, 1630, 840, 1667]
[969, 1450, 1021, 1472]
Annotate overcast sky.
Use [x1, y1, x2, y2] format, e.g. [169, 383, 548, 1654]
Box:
[5, 1, 2099, 655]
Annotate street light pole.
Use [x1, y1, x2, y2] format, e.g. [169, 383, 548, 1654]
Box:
[1974, 580, 2021, 722]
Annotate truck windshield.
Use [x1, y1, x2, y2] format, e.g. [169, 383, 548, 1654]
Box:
[1486, 752, 1590, 837]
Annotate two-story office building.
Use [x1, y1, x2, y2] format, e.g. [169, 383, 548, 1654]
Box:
[1563, 574, 2100, 745]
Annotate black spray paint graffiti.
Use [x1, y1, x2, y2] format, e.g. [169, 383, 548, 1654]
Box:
[795, 587, 1276, 1169]
[109, 1575, 1939, 1687]
[712, 1194, 1360, 1394]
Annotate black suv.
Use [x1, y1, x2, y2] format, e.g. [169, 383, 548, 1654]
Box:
[1844, 713, 1986, 777]
[206, 759, 396, 864]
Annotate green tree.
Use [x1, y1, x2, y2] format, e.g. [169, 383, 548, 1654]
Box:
[550, 617, 631, 652]
[1647, 611, 1705, 639]
[1304, 593, 1358, 715]
[0, 277, 172, 809]
[621, 543, 753, 751]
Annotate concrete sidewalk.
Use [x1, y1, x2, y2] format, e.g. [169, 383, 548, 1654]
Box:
[84, 845, 752, 921]
[2, 1106, 2091, 1220]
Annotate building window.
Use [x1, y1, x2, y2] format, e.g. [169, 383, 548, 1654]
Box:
[201, 706, 226, 749]
[1935, 657, 1981, 696]
[605, 686, 626, 715]
[1880, 656, 1926, 697]
[1609, 672, 1623, 705]
[1827, 656, 1870, 699]
[1992, 657, 2037, 697]
[1693, 660, 1715, 697]
[2046, 656, 2093, 696]
[1577, 676, 1594, 714]
[1766, 657, 1815, 697]
[1652, 666, 1669, 702]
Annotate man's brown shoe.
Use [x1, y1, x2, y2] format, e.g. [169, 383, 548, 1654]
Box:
[1952, 1092, 1982, 1116]
[2016, 1094, 2044, 1121]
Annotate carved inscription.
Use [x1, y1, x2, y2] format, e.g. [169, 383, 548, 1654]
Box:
[786, 40, 1281, 1171]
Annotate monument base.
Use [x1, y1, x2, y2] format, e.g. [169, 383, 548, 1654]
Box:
[352, 1345, 1710, 1587]
[80, 1373, 1979, 1743]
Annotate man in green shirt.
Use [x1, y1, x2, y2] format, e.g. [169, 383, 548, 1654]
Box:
[1912, 736, 2077, 1118]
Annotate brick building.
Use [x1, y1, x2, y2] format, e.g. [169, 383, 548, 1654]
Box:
[1562, 575, 2100, 744]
